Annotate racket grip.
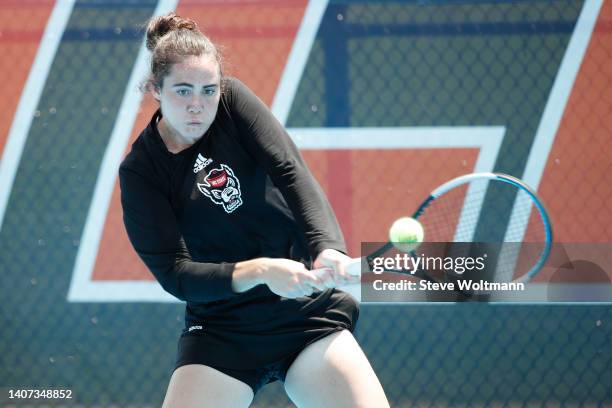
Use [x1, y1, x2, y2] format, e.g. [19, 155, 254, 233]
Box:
[345, 258, 362, 276]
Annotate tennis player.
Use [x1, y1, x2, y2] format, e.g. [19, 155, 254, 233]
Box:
[119, 12, 389, 408]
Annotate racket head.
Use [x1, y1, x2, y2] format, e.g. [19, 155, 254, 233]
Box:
[412, 172, 553, 283]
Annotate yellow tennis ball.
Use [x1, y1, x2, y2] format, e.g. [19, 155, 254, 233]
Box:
[389, 217, 424, 252]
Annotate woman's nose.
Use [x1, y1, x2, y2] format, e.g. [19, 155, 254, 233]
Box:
[188, 96, 203, 113]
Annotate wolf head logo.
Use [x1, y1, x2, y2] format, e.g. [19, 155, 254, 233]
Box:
[197, 164, 243, 213]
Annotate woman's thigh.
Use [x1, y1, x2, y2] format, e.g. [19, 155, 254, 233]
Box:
[284, 330, 389, 408]
[162, 364, 254, 408]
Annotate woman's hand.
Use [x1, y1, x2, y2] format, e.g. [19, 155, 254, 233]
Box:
[314, 249, 360, 286]
[233, 257, 332, 298]
[261, 258, 333, 298]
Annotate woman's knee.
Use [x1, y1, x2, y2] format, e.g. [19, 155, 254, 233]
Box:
[284, 330, 389, 408]
[163, 364, 254, 408]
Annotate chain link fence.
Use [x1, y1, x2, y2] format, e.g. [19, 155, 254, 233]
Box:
[1, 1, 610, 407]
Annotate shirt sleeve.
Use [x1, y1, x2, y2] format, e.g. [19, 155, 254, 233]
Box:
[225, 78, 347, 258]
[119, 163, 238, 303]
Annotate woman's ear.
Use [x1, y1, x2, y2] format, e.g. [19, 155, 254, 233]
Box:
[152, 85, 161, 101]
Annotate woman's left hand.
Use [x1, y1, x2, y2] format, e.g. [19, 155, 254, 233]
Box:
[313, 249, 360, 286]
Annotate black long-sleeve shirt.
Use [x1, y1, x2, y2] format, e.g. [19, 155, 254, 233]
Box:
[119, 77, 347, 327]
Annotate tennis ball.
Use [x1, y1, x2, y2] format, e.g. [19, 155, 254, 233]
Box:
[389, 217, 424, 252]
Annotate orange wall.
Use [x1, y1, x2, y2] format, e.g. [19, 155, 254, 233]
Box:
[0, 1, 54, 155]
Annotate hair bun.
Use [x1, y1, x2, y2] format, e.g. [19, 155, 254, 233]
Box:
[145, 12, 198, 51]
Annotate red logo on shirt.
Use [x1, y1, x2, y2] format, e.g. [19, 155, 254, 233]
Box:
[207, 170, 228, 188]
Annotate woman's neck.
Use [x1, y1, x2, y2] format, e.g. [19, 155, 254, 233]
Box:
[157, 117, 195, 154]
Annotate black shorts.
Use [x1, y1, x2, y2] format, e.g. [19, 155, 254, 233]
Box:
[174, 289, 359, 393]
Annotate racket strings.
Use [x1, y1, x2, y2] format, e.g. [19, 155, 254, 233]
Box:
[416, 179, 549, 282]
[417, 181, 486, 242]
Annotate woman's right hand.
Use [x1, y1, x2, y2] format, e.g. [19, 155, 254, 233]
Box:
[259, 258, 332, 298]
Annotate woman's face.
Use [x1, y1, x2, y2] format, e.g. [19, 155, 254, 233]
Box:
[153, 54, 221, 144]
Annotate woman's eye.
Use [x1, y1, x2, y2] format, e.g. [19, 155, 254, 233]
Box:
[204, 88, 216, 96]
[177, 89, 191, 96]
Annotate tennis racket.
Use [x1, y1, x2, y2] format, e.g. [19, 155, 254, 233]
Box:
[315, 172, 553, 298]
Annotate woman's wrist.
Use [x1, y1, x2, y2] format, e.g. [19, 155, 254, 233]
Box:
[231, 258, 268, 293]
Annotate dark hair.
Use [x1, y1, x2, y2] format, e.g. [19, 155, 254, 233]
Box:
[142, 12, 223, 92]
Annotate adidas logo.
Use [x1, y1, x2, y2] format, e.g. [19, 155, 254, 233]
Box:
[193, 154, 212, 173]
[188, 325, 204, 332]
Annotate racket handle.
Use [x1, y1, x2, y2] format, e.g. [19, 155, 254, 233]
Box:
[346, 258, 362, 276]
